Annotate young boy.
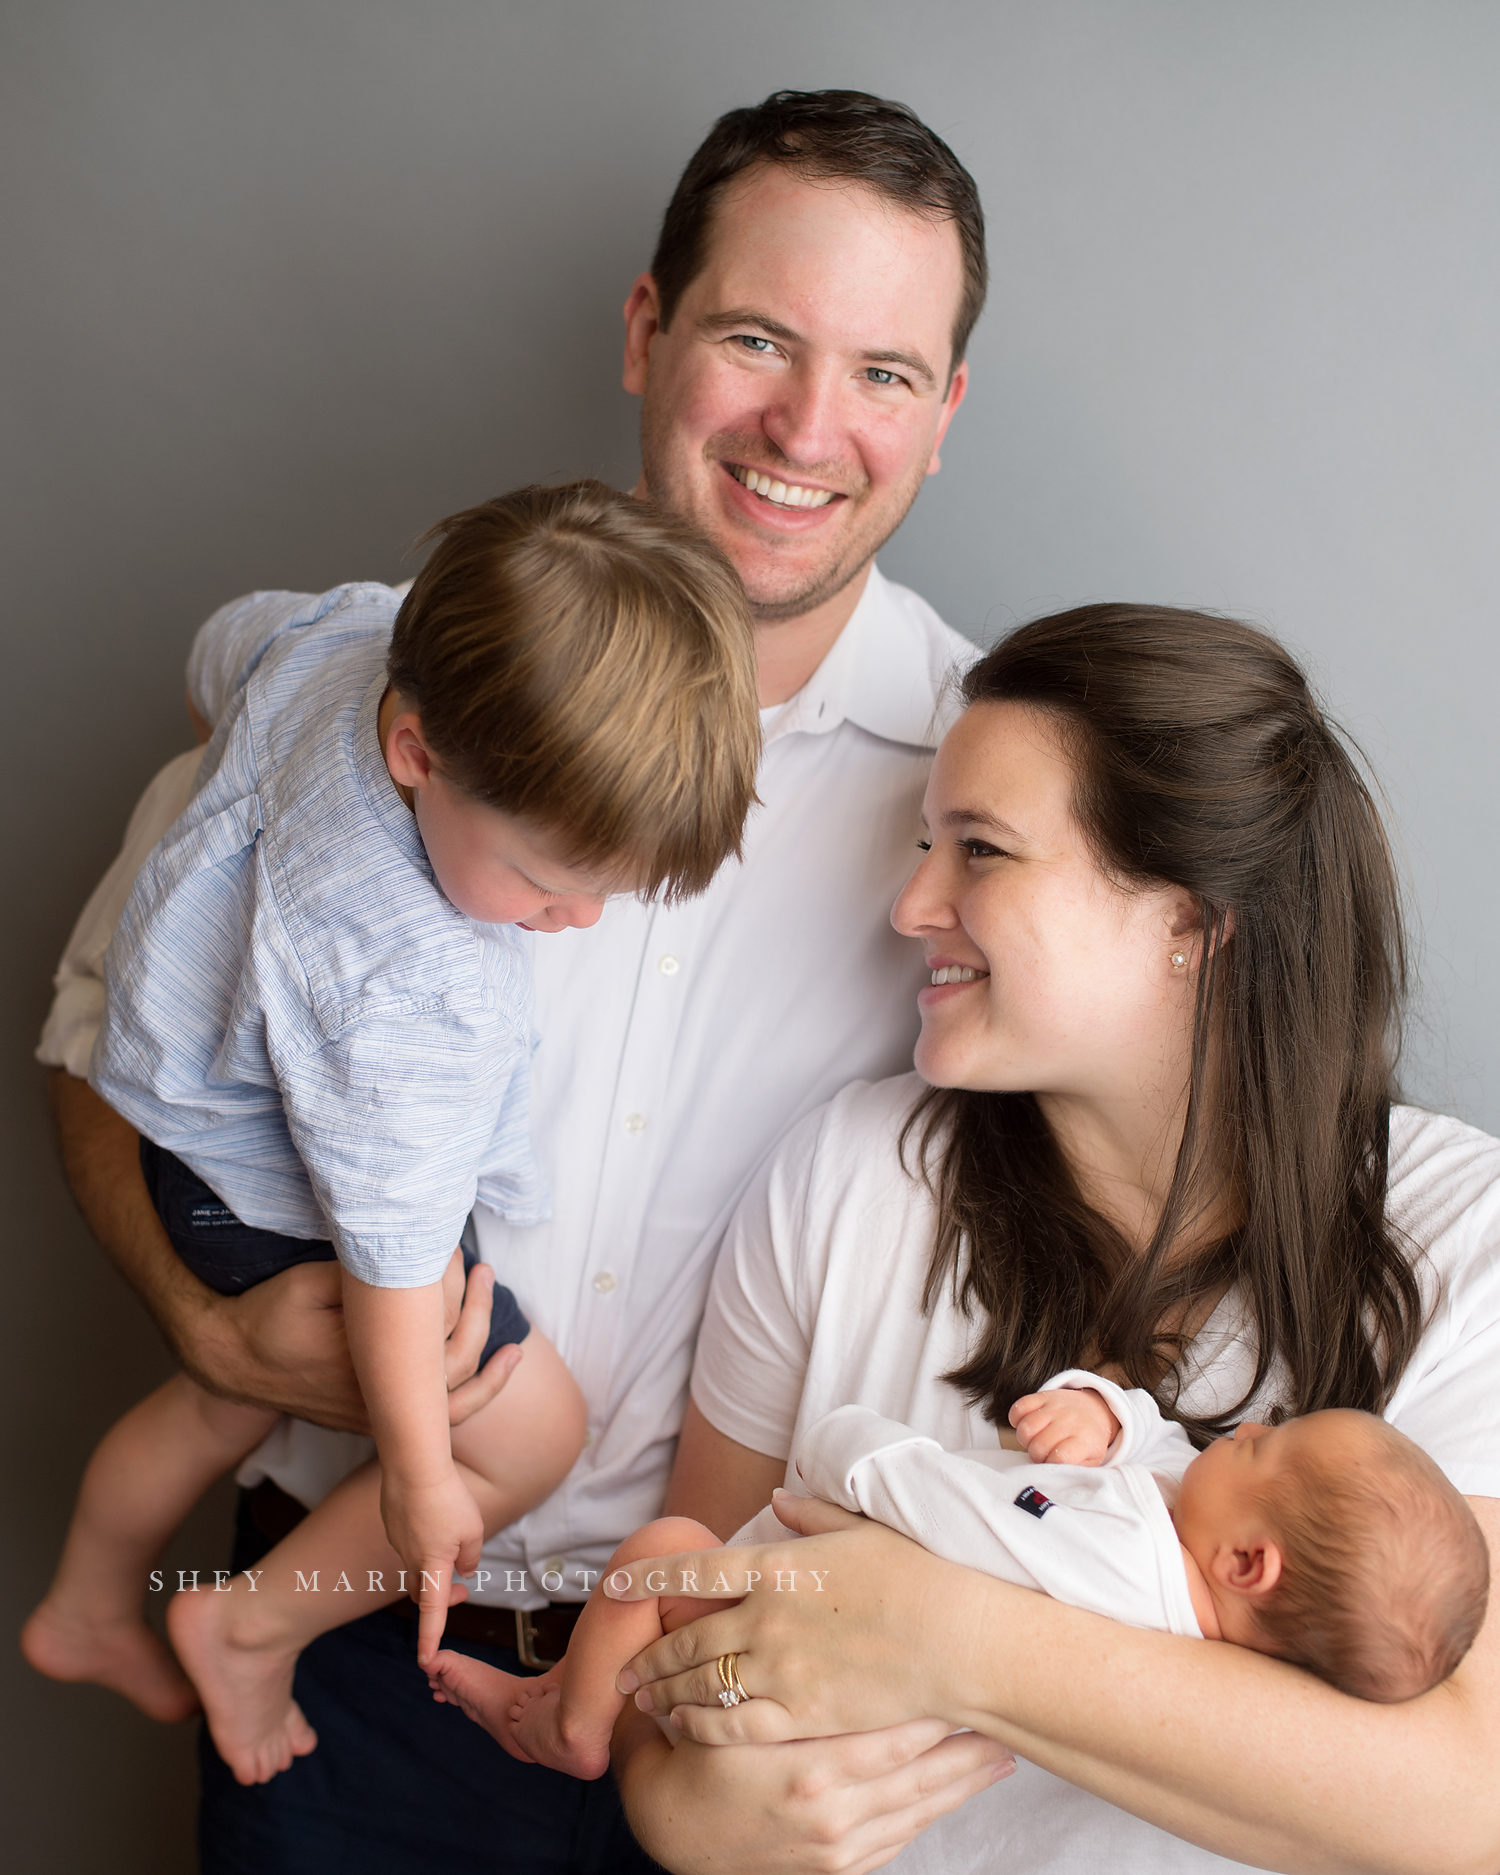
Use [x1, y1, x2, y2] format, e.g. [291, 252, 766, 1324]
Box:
[22, 481, 761, 1786]
[426, 1372, 1490, 1775]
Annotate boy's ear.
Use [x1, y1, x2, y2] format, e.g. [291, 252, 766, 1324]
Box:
[384, 709, 436, 793]
[1212, 1538, 1283, 1602]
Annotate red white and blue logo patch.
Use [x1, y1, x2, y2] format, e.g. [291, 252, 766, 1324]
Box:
[1014, 1485, 1054, 1519]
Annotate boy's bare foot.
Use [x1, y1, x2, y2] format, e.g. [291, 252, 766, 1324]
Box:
[428, 1652, 611, 1779]
[21, 1595, 201, 1723]
[166, 1587, 317, 1785]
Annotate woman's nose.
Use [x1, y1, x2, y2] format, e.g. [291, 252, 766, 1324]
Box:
[891, 851, 952, 938]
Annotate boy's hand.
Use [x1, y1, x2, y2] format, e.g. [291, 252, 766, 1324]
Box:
[381, 1466, 486, 1668]
[1008, 1386, 1120, 1466]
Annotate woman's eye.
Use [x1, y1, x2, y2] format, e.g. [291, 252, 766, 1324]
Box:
[960, 839, 1005, 860]
[915, 838, 932, 852]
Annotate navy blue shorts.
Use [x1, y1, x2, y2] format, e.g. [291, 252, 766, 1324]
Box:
[138, 1138, 529, 1368]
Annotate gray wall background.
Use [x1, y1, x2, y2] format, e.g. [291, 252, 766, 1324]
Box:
[3, 3, 1496, 1867]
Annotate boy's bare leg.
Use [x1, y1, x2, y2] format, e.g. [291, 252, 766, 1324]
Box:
[428, 1515, 736, 1780]
[167, 1329, 585, 1786]
[22, 1374, 277, 1721]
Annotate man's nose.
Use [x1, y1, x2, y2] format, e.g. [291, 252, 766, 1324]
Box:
[760, 364, 844, 473]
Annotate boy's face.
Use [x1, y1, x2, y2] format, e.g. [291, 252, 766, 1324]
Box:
[382, 699, 617, 930]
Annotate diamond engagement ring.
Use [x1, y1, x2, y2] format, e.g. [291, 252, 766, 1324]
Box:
[716, 1652, 749, 1707]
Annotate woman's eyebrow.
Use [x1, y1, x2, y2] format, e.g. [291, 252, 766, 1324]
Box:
[940, 807, 1025, 841]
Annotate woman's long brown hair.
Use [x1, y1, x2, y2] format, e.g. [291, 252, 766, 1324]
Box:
[904, 604, 1424, 1444]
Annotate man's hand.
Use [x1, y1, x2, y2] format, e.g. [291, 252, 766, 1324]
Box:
[50, 1069, 518, 1431]
[1007, 1386, 1120, 1466]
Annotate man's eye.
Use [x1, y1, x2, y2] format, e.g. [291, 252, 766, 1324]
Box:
[864, 367, 902, 386]
[736, 335, 776, 355]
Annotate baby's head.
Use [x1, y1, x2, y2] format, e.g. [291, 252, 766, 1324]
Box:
[383, 481, 760, 924]
[1175, 1409, 1488, 1702]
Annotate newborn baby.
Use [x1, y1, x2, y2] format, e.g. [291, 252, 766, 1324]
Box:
[427, 1373, 1490, 1776]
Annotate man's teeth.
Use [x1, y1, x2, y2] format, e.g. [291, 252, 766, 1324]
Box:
[930, 966, 981, 985]
[731, 466, 835, 509]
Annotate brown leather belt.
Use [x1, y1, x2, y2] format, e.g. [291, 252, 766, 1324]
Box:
[245, 1478, 586, 1669]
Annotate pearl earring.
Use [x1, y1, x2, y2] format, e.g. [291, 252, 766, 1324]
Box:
[1170, 951, 1188, 970]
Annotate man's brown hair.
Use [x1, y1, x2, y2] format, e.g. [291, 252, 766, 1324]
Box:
[651, 89, 987, 375]
[1254, 1412, 1489, 1702]
[387, 481, 760, 902]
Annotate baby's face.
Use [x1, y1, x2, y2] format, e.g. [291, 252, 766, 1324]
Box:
[1174, 1410, 1362, 1565]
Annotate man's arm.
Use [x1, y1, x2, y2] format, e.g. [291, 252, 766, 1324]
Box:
[50, 1069, 512, 1431]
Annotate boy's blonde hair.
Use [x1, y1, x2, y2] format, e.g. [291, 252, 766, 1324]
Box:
[1254, 1411, 1489, 1702]
[387, 481, 760, 901]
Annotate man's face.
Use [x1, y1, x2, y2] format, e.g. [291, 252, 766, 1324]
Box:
[625, 165, 969, 622]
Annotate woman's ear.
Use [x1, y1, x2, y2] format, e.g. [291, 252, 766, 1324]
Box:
[1166, 896, 1235, 967]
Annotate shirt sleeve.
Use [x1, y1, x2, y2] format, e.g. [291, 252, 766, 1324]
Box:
[1041, 1368, 1198, 1479]
[275, 1007, 538, 1289]
[689, 1104, 832, 1461]
[36, 748, 206, 1078]
[186, 590, 322, 728]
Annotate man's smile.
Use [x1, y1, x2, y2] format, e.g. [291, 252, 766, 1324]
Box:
[726, 462, 838, 510]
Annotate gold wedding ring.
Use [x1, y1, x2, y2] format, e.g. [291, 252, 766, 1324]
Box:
[716, 1651, 749, 1707]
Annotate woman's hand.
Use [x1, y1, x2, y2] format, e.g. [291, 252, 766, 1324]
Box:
[609, 1493, 980, 1745]
[613, 1704, 1013, 1875]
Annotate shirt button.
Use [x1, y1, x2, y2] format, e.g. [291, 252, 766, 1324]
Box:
[542, 1556, 567, 1578]
[592, 1271, 618, 1294]
[658, 954, 680, 976]
[623, 1112, 648, 1134]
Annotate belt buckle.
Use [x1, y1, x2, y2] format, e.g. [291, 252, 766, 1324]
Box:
[514, 1608, 559, 1671]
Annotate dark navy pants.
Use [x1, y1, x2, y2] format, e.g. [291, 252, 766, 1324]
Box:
[199, 1492, 661, 1874]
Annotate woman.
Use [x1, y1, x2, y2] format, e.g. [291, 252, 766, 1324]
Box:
[609, 605, 1500, 1873]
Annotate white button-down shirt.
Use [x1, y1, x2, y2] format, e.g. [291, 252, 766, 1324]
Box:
[40, 564, 975, 1607]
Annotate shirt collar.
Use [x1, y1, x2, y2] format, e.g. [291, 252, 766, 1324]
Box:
[353, 668, 434, 880]
[766, 564, 953, 751]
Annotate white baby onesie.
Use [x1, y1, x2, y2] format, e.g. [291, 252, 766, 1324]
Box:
[737, 1370, 1203, 1640]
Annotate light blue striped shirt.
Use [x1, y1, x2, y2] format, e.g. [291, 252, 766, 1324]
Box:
[92, 583, 545, 1289]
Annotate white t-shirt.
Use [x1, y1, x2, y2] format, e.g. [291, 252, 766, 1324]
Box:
[692, 1073, 1500, 1875]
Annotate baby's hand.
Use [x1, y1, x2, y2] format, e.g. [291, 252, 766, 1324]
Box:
[1008, 1387, 1120, 1466]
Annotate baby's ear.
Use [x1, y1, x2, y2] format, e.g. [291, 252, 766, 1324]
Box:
[1213, 1539, 1283, 1603]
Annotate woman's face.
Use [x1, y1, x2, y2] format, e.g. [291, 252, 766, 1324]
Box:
[892, 701, 1197, 1105]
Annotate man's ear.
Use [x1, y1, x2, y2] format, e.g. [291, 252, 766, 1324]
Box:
[622, 273, 662, 396]
[1212, 1538, 1283, 1603]
[926, 359, 969, 475]
[384, 710, 436, 794]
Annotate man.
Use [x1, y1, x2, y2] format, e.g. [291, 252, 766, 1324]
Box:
[40, 90, 1002, 1872]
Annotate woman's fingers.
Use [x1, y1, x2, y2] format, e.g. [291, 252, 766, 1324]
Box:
[833, 1728, 1016, 1873]
[668, 1694, 804, 1744]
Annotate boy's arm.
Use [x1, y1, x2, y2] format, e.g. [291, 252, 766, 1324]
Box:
[49, 1070, 511, 1432]
[341, 1273, 484, 1666]
[1034, 1369, 1198, 1478]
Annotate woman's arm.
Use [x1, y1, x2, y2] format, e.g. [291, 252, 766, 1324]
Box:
[612, 1401, 1015, 1873]
[613, 1493, 1500, 1875]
